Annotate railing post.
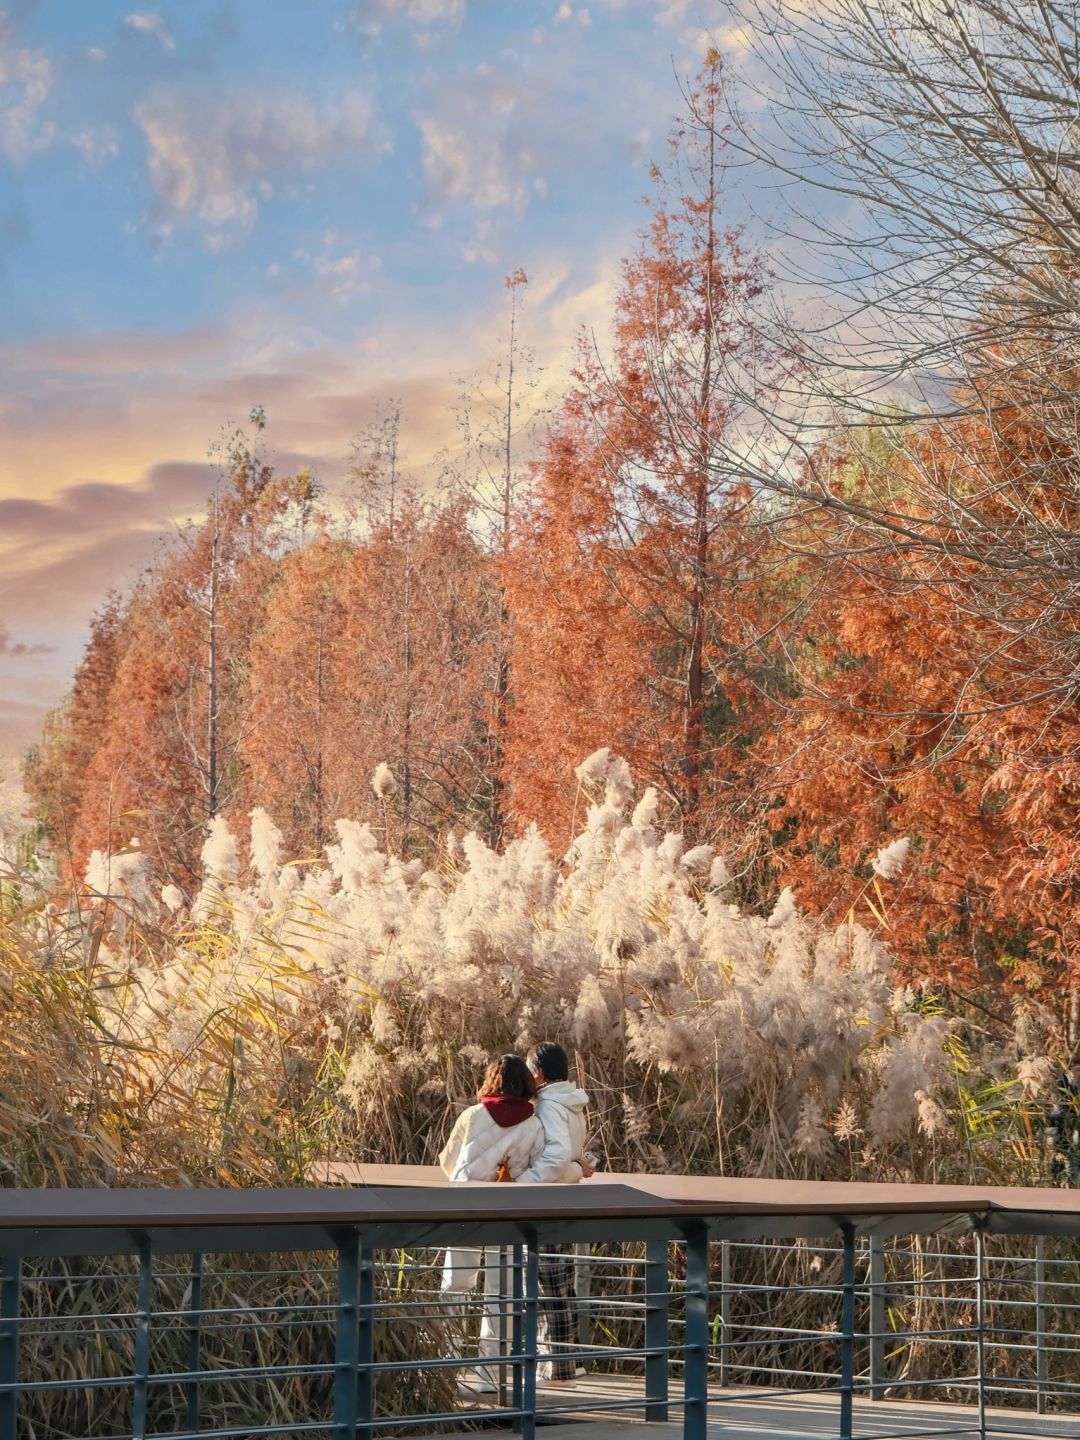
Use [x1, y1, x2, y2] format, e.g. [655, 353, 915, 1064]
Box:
[185, 1252, 203, 1433]
[498, 1246, 510, 1409]
[334, 1229, 362, 1440]
[521, 1237, 539, 1440]
[682, 1223, 709, 1440]
[975, 1224, 987, 1440]
[0, 1256, 21, 1440]
[1035, 1234, 1048, 1416]
[718, 1240, 731, 1389]
[869, 1235, 885, 1400]
[511, 1243, 524, 1429]
[574, 1243, 594, 1353]
[839, 1223, 855, 1440]
[644, 1240, 669, 1420]
[358, 1245, 375, 1435]
[132, 1236, 153, 1440]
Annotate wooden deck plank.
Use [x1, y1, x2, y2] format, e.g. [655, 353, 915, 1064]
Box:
[445, 1372, 1080, 1438]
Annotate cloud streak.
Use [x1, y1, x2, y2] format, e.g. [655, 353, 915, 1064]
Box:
[0, 28, 55, 163]
[353, 0, 467, 47]
[0, 463, 213, 619]
[134, 88, 378, 240]
[0, 623, 55, 657]
[124, 11, 176, 51]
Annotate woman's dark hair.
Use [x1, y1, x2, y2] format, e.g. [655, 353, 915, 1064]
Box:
[478, 1054, 537, 1102]
[527, 1041, 569, 1083]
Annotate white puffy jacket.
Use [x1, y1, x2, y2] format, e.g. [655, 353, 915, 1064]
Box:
[439, 1102, 544, 1182]
[515, 1081, 590, 1184]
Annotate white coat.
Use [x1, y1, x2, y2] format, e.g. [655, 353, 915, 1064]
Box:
[440, 1100, 545, 1303]
[515, 1081, 590, 1185]
[439, 1102, 544, 1183]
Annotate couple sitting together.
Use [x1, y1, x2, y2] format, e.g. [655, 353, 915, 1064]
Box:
[439, 1041, 595, 1393]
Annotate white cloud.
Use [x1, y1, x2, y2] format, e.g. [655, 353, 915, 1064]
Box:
[387, 0, 464, 17]
[655, 0, 692, 23]
[72, 125, 120, 167]
[462, 219, 496, 264]
[266, 243, 384, 302]
[352, 0, 465, 48]
[420, 116, 529, 211]
[418, 78, 536, 213]
[0, 34, 55, 163]
[125, 12, 176, 51]
[362, 0, 465, 26]
[134, 88, 376, 240]
[312, 248, 383, 302]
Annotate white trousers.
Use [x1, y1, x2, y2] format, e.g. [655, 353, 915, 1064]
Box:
[442, 1246, 511, 1377]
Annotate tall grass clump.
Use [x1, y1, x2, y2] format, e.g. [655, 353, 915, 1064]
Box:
[2, 752, 1073, 1429]
[2, 748, 1062, 1190]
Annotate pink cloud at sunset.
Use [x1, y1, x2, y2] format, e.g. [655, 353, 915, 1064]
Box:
[0, 0, 720, 759]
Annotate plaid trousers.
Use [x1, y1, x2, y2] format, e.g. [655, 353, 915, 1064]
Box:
[537, 1247, 578, 1380]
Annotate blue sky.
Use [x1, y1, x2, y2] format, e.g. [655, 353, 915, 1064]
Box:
[0, 0, 722, 755]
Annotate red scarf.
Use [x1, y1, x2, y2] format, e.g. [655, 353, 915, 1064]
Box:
[482, 1095, 534, 1128]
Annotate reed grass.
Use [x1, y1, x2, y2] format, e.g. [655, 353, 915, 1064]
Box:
[0, 779, 1071, 1431]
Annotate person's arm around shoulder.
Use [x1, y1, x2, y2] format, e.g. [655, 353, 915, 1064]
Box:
[506, 1114, 545, 1180]
[515, 1120, 574, 1185]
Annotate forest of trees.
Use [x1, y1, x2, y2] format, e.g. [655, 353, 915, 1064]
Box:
[22, 45, 1080, 1035]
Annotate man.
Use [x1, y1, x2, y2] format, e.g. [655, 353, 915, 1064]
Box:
[516, 1041, 593, 1383]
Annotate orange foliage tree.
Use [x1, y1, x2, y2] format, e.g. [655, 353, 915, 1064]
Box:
[33, 429, 315, 885]
[238, 530, 351, 854]
[24, 593, 129, 873]
[327, 498, 499, 851]
[765, 397, 1080, 1008]
[505, 55, 780, 843]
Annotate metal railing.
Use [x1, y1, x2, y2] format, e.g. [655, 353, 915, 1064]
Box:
[691, 1229, 1080, 1436]
[1, 1184, 1079, 1440]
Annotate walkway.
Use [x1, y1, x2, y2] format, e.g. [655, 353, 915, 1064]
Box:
[462, 1374, 1080, 1439]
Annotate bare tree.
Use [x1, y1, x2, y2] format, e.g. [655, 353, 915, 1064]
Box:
[349, 398, 412, 535]
[642, 7, 1080, 1002]
[636, 3, 1080, 723]
[444, 269, 542, 841]
[714, 0, 1080, 410]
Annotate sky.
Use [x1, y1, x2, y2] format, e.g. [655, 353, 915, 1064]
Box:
[0, 0, 727, 760]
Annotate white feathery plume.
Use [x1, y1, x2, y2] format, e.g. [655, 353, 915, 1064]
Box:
[767, 886, 797, 929]
[160, 883, 186, 914]
[709, 855, 731, 889]
[604, 754, 634, 808]
[631, 786, 659, 832]
[372, 762, 398, 801]
[201, 815, 239, 882]
[574, 747, 610, 785]
[1017, 1055, 1055, 1098]
[681, 843, 713, 872]
[249, 808, 284, 881]
[85, 845, 152, 910]
[872, 837, 910, 881]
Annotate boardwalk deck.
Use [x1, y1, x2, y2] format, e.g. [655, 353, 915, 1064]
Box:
[448, 1373, 1080, 1439]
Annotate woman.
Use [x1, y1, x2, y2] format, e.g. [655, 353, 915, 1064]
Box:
[440, 1054, 544, 1395]
[439, 1054, 543, 1183]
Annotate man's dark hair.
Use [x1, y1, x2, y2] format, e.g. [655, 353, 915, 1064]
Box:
[528, 1041, 569, 1083]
